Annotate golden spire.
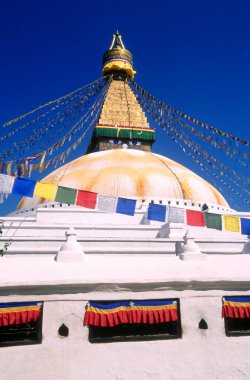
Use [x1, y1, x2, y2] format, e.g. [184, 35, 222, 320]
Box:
[109, 30, 125, 49]
[85, 32, 154, 154]
[102, 31, 136, 80]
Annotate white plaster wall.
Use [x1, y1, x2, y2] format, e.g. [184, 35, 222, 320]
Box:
[0, 207, 249, 379]
[1, 293, 250, 380]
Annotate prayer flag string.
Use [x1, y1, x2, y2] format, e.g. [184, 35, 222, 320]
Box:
[0, 84, 106, 177]
[0, 79, 106, 162]
[0, 172, 249, 235]
[0, 77, 104, 142]
[2, 76, 106, 128]
[134, 93, 248, 209]
[131, 82, 249, 170]
[130, 83, 250, 209]
[132, 81, 250, 148]
[165, 116, 250, 195]
[168, 113, 250, 170]
[31, 78, 111, 174]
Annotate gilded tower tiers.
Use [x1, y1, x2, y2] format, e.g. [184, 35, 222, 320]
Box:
[87, 32, 155, 153]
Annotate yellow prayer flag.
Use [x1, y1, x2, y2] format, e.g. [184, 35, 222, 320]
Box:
[34, 182, 57, 200]
[7, 162, 12, 176]
[39, 151, 47, 173]
[223, 215, 240, 233]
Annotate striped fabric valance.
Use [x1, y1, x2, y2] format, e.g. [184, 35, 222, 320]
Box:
[95, 124, 156, 141]
[84, 300, 178, 327]
[0, 302, 42, 326]
[222, 297, 250, 318]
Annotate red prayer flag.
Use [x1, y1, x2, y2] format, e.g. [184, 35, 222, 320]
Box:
[76, 190, 97, 209]
[186, 209, 205, 226]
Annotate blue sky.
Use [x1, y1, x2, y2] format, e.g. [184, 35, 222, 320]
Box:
[0, 0, 250, 215]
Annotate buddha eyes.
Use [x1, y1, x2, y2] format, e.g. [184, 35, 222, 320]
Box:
[108, 139, 141, 146]
[109, 139, 122, 145]
[129, 140, 141, 146]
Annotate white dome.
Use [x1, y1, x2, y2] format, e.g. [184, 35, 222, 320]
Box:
[18, 149, 229, 209]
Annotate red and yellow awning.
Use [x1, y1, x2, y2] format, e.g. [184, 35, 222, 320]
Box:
[0, 302, 42, 326]
[84, 300, 178, 327]
[222, 297, 250, 318]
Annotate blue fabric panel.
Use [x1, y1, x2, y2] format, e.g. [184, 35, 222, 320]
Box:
[116, 197, 136, 216]
[12, 177, 36, 197]
[147, 203, 166, 222]
[241, 218, 250, 235]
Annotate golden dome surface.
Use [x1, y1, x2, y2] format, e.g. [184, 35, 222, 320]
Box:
[18, 149, 229, 209]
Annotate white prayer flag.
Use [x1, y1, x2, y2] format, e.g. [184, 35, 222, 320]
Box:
[168, 206, 185, 223]
[0, 174, 15, 194]
[97, 195, 118, 213]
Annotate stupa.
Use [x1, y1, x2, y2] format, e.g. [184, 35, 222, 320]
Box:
[18, 31, 229, 211]
[0, 32, 250, 380]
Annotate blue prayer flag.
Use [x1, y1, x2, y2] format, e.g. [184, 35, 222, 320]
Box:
[148, 203, 166, 222]
[116, 197, 136, 216]
[241, 218, 250, 235]
[12, 178, 36, 197]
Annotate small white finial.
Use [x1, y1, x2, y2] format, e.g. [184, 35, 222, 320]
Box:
[66, 226, 76, 237]
[179, 230, 207, 261]
[55, 227, 85, 263]
[175, 241, 184, 255]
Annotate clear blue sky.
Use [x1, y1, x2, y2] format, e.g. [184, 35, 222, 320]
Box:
[0, 0, 250, 215]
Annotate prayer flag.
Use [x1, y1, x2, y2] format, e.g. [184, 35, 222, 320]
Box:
[116, 197, 136, 216]
[55, 186, 77, 205]
[76, 190, 97, 209]
[241, 218, 250, 235]
[12, 178, 36, 197]
[39, 151, 47, 173]
[97, 195, 117, 213]
[147, 203, 166, 222]
[204, 212, 222, 230]
[28, 164, 33, 177]
[223, 215, 240, 233]
[186, 209, 205, 226]
[0, 174, 15, 194]
[34, 182, 57, 200]
[7, 162, 12, 176]
[168, 206, 185, 223]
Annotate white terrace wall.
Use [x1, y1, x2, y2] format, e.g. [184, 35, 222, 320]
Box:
[1, 291, 250, 380]
[0, 206, 249, 379]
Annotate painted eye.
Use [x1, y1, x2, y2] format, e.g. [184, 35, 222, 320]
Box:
[109, 139, 123, 145]
[129, 140, 141, 146]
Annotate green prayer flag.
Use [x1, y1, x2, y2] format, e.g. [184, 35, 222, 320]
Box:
[55, 186, 77, 205]
[204, 212, 222, 231]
